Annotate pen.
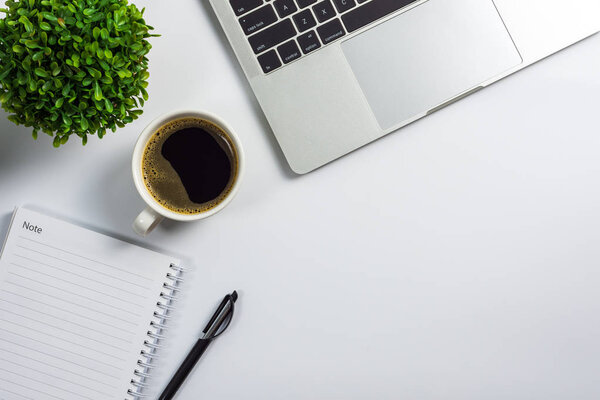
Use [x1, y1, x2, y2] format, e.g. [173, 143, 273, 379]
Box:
[158, 290, 238, 400]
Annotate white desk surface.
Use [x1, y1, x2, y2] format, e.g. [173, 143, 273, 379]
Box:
[1, 1, 600, 399]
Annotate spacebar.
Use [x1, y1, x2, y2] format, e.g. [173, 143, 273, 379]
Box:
[342, 0, 419, 33]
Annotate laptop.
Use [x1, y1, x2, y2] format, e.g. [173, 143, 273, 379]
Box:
[209, 0, 600, 174]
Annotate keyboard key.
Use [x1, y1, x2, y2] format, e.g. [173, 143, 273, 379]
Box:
[273, 0, 297, 18]
[248, 19, 296, 54]
[292, 9, 317, 32]
[316, 18, 345, 44]
[277, 40, 302, 64]
[332, 0, 356, 13]
[257, 49, 282, 73]
[297, 30, 321, 54]
[341, 0, 418, 33]
[230, 0, 263, 16]
[312, 0, 336, 23]
[297, 0, 317, 8]
[239, 5, 277, 35]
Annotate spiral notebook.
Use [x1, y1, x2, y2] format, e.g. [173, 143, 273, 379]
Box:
[0, 207, 183, 400]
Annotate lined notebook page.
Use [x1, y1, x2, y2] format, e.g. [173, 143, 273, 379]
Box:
[0, 207, 180, 400]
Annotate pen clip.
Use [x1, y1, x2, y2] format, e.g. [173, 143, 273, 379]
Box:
[202, 292, 236, 339]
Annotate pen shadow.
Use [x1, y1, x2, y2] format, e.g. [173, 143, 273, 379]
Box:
[150, 287, 240, 398]
[197, 0, 298, 179]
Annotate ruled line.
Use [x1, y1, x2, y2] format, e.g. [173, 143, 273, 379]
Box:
[0, 387, 34, 400]
[18, 236, 155, 282]
[3, 282, 137, 326]
[6, 275, 142, 319]
[0, 341, 120, 380]
[15, 245, 153, 290]
[10, 262, 145, 309]
[0, 376, 65, 400]
[0, 311, 131, 353]
[0, 368, 96, 400]
[0, 319, 127, 366]
[0, 347, 118, 387]
[0, 318, 127, 362]
[0, 327, 123, 371]
[0, 358, 113, 397]
[0, 291, 136, 334]
[0, 298, 133, 344]
[12, 254, 149, 300]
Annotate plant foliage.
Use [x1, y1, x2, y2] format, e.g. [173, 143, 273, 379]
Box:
[0, 0, 157, 146]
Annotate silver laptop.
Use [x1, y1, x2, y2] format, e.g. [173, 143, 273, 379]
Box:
[209, 0, 600, 174]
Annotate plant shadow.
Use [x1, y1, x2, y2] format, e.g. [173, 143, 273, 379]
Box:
[0, 212, 14, 245]
[0, 110, 55, 178]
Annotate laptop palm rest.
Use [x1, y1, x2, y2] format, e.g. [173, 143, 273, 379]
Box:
[341, 0, 522, 131]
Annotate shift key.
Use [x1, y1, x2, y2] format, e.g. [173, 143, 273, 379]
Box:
[248, 19, 297, 54]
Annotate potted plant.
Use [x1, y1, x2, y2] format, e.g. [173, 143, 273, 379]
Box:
[0, 0, 157, 146]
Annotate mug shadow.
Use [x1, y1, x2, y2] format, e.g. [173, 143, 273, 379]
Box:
[158, 217, 203, 236]
[198, 0, 299, 179]
[0, 110, 190, 243]
[19, 203, 192, 267]
[83, 145, 143, 234]
[83, 145, 204, 240]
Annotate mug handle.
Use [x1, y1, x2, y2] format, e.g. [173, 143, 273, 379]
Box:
[133, 207, 163, 236]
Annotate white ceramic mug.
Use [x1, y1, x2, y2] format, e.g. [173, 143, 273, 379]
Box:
[131, 110, 244, 236]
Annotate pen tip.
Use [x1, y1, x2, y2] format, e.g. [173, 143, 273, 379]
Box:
[231, 290, 238, 302]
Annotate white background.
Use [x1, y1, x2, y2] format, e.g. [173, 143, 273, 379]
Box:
[1, 1, 600, 399]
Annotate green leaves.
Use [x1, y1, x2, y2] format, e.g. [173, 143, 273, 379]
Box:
[93, 81, 102, 101]
[0, 0, 158, 147]
[32, 50, 44, 61]
[18, 16, 34, 33]
[86, 67, 101, 80]
[41, 12, 56, 22]
[50, 62, 60, 76]
[80, 115, 89, 131]
[116, 69, 132, 79]
[22, 39, 40, 49]
[34, 67, 48, 78]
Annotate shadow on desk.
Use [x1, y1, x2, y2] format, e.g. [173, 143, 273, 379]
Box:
[0, 111, 55, 177]
[0, 213, 13, 246]
[198, 0, 299, 180]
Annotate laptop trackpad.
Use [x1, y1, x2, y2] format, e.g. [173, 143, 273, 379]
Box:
[341, 0, 522, 131]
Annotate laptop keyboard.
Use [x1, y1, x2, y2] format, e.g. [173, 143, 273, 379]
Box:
[230, 0, 420, 74]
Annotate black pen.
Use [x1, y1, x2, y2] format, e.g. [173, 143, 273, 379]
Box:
[158, 290, 238, 400]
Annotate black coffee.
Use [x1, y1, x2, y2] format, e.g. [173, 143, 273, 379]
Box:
[141, 118, 238, 215]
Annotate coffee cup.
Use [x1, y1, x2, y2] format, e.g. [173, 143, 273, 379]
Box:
[132, 110, 244, 236]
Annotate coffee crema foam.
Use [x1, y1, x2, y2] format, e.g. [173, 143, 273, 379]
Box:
[141, 117, 238, 215]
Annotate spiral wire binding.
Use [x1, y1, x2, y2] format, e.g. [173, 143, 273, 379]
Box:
[127, 263, 185, 399]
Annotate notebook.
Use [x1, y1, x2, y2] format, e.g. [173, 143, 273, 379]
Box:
[0, 207, 184, 400]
